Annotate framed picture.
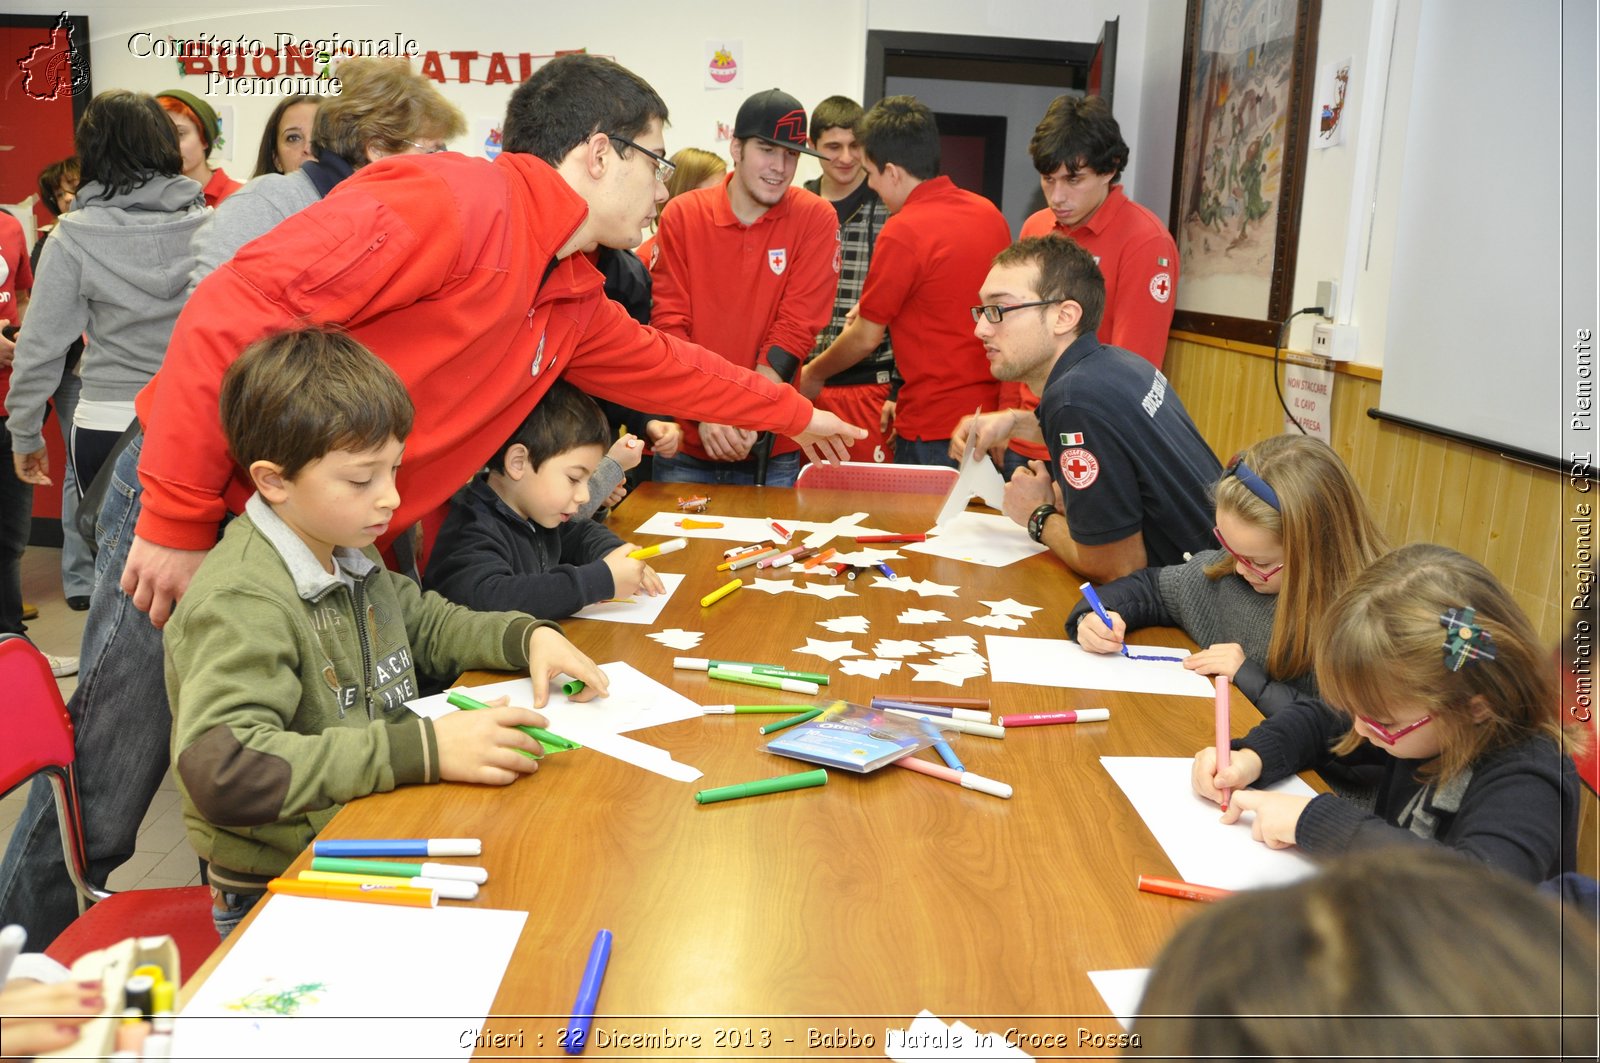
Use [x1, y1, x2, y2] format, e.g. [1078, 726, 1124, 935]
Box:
[1168, 0, 1320, 346]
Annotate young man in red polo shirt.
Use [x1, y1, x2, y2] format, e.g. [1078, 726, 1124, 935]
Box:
[799, 96, 1011, 468]
[650, 88, 839, 486]
[980, 95, 1180, 475]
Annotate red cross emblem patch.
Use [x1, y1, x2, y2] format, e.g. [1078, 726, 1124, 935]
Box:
[1150, 271, 1172, 303]
[769, 248, 787, 275]
[1059, 446, 1099, 489]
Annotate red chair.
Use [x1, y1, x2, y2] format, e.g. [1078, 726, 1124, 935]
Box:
[794, 461, 959, 496]
[0, 634, 218, 981]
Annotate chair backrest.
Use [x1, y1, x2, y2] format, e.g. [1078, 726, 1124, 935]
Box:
[0, 633, 75, 795]
[794, 461, 960, 496]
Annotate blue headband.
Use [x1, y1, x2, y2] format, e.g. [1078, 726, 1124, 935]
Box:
[1224, 455, 1281, 511]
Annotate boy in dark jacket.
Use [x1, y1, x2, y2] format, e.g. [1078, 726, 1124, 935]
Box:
[426, 381, 666, 618]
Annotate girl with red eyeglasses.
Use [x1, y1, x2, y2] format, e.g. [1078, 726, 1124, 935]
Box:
[1191, 544, 1583, 884]
[1067, 434, 1386, 717]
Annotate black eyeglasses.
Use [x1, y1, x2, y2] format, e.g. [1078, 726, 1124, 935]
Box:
[970, 299, 1062, 324]
[607, 135, 676, 183]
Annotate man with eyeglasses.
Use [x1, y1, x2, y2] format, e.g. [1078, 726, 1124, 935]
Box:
[648, 88, 840, 487]
[798, 96, 1012, 468]
[959, 235, 1218, 583]
[0, 55, 866, 947]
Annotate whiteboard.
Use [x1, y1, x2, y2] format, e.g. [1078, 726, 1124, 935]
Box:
[1379, 0, 1591, 464]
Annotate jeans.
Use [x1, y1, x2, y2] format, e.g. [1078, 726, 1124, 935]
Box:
[1001, 449, 1031, 481]
[892, 436, 960, 470]
[0, 432, 172, 945]
[652, 449, 801, 487]
[210, 887, 259, 940]
[51, 372, 94, 599]
[0, 414, 31, 636]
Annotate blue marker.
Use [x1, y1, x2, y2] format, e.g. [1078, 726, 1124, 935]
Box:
[877, 562, 898, 581]
[565, 928, 613, 1054]
[1078, 581, 1129, 658]
[312, 838, 481, 858]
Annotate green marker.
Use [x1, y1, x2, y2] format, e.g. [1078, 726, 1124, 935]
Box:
[701, 704, 816, 715]
[562, 679, 586, 696]
[707, 667, 820, 695]
[444, 690, 581, 756]
[757, 707, 824, 735]
[694, 769, 828, 805]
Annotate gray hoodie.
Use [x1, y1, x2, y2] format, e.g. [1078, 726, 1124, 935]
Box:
[6, 173, 208, 454]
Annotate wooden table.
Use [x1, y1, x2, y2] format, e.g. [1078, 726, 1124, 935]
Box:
[186, 482, 1278, 1058]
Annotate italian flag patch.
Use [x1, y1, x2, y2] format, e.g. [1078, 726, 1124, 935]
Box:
[1060, 432, 1084, 446]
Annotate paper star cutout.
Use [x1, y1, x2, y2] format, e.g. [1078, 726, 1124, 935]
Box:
[965, 612, 1027, 631]
[748, 578, 797, 595]
[799, 512, 877, 549]
[870, 576, 920, 593]
[829, 547, 903, 567]
[793, 582, 859, 601]
[898, 608, 950, 625]
[930, 653, 988, 678]
[838, 658, 904, 679]
[906, 579, 960, 598]
[925, 634, 979, 655]
[646, 628, 704, 651]
[872, 638, 926, 659]
[909, 661, 977, 687]
[819, 615, 871, 634]
[980, 598, 1042, 618]
[794, 637, 866, 662]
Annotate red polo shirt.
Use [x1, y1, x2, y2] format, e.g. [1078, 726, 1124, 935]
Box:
[0, 211, 34, 414]
[650, 174, 839, 460]
[1005, 184, 1179, 459]
[858, 175, 1010, 442]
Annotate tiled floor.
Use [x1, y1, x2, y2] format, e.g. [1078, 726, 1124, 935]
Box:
[0, 545, 204, 894]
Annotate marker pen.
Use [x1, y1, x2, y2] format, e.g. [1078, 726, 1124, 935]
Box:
[1137, 874, 1231, 903]
[266, 877, 438, 907]
[629, 537, 686, 560]
[722, 542, 768, 559]
[757, 708, 825, 734]
[700, 579, 743, 607]
[1078, 581, 1129, 657]
[701, 704, 816, 715]
[705, 662, 829, 685]
[694, 769, 828, 804]
[998, 709, 1111, 727]
[894, 755, 1012, 799]
[756, 547, 802, 569]
[562, 679, 586, 696]
[674, 656, 778, 672]
[298, 869, 479, 901]
[802, 547, 836, 569]
[707, 667, 819, 695]
[854, 533, 927, 543]
[770, 521, 791, 543]
[312, 838, 481, 858]
[1215, 675, 1232, 812]
[729, 550, 778, 571]
[884, 709, 1005, 739]
[564, 929, 613, 1054]
[891, 695, 991, 709]
[876, 561, 898, 580]
[869, 697, 991, 723]
[310, 856, 489, 884]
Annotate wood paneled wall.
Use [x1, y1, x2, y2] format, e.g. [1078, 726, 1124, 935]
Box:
[1163, 334, 1568, 643]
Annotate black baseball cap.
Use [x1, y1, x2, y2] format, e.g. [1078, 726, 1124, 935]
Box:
[734, 88, 826, 158]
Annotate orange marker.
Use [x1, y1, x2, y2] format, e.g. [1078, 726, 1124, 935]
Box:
[802, 547, 836, 570]
[267, 877, 438, 908]
[1136, 874, 1231, 903]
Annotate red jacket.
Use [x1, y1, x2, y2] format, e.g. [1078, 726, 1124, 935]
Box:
[134, 152, 815, 550]
[650, 176, 838, 460]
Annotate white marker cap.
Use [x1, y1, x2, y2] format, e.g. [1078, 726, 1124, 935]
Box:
[951, 709, 993, 723]
[779, 678, 822, 695]
[674, 657, 712, 671]
[418, 861, 490, 884]
[959, 773, 1014, 799]
[657, 537, 688, 554]
[415, 876, 479, 901]
[702, 705, 736, 714]
[1074, 708, 1112, 723]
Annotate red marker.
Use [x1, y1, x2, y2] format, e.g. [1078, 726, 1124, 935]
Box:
[854, 533, 927, 543]
[1137, 874, 1231, 903]
[770, 521, 791, 543]
[1215, 675, 1232, 812]
[998, 709, 1110, 727]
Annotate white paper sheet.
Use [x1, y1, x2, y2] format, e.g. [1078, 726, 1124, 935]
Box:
[570, 572, 683, 625]
[933, 424, 1010, 528]
[985, 635, 1214, 698]
[1100, 757, 1318, 891]
[174, 897, 527, 1063]
[907, 511, 1048, 568]
[406, 664, 705, 781]
[1087, 969, 1151, 1031]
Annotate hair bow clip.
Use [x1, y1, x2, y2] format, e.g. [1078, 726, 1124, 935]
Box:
[1439, 606, 1496, 671]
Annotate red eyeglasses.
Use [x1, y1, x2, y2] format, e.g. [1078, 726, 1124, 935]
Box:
[1212, 526, 1284, 582]
[1357, 713, 1434, 745]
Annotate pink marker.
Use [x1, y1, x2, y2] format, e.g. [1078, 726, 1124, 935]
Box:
[895, 755, 1012, 799]
[1215, 675, 1232, 811]
[998, 709, 1110, 727]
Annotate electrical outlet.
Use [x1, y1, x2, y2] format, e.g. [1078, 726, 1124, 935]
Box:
[1312, 322, 1333, 355]
[1315, 280, 1337, 319]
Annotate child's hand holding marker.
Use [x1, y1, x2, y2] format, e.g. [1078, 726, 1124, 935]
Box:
[1183, 642, 1248, 678]
[1220, 789, 1314, 850]
[607, 432, 645, 473]
[527, 625, 608, 707]
[604, 544, 666, 599]
[1190, 745, 1262, 809]
[435, 694, 549, 784]
[1076, 609, 1128, 655]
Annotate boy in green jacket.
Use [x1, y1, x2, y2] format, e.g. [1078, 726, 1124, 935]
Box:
[165, 327, 609, 938]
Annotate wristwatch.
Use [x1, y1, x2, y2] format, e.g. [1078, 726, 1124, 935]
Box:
[1027, 504, 1057, 543]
